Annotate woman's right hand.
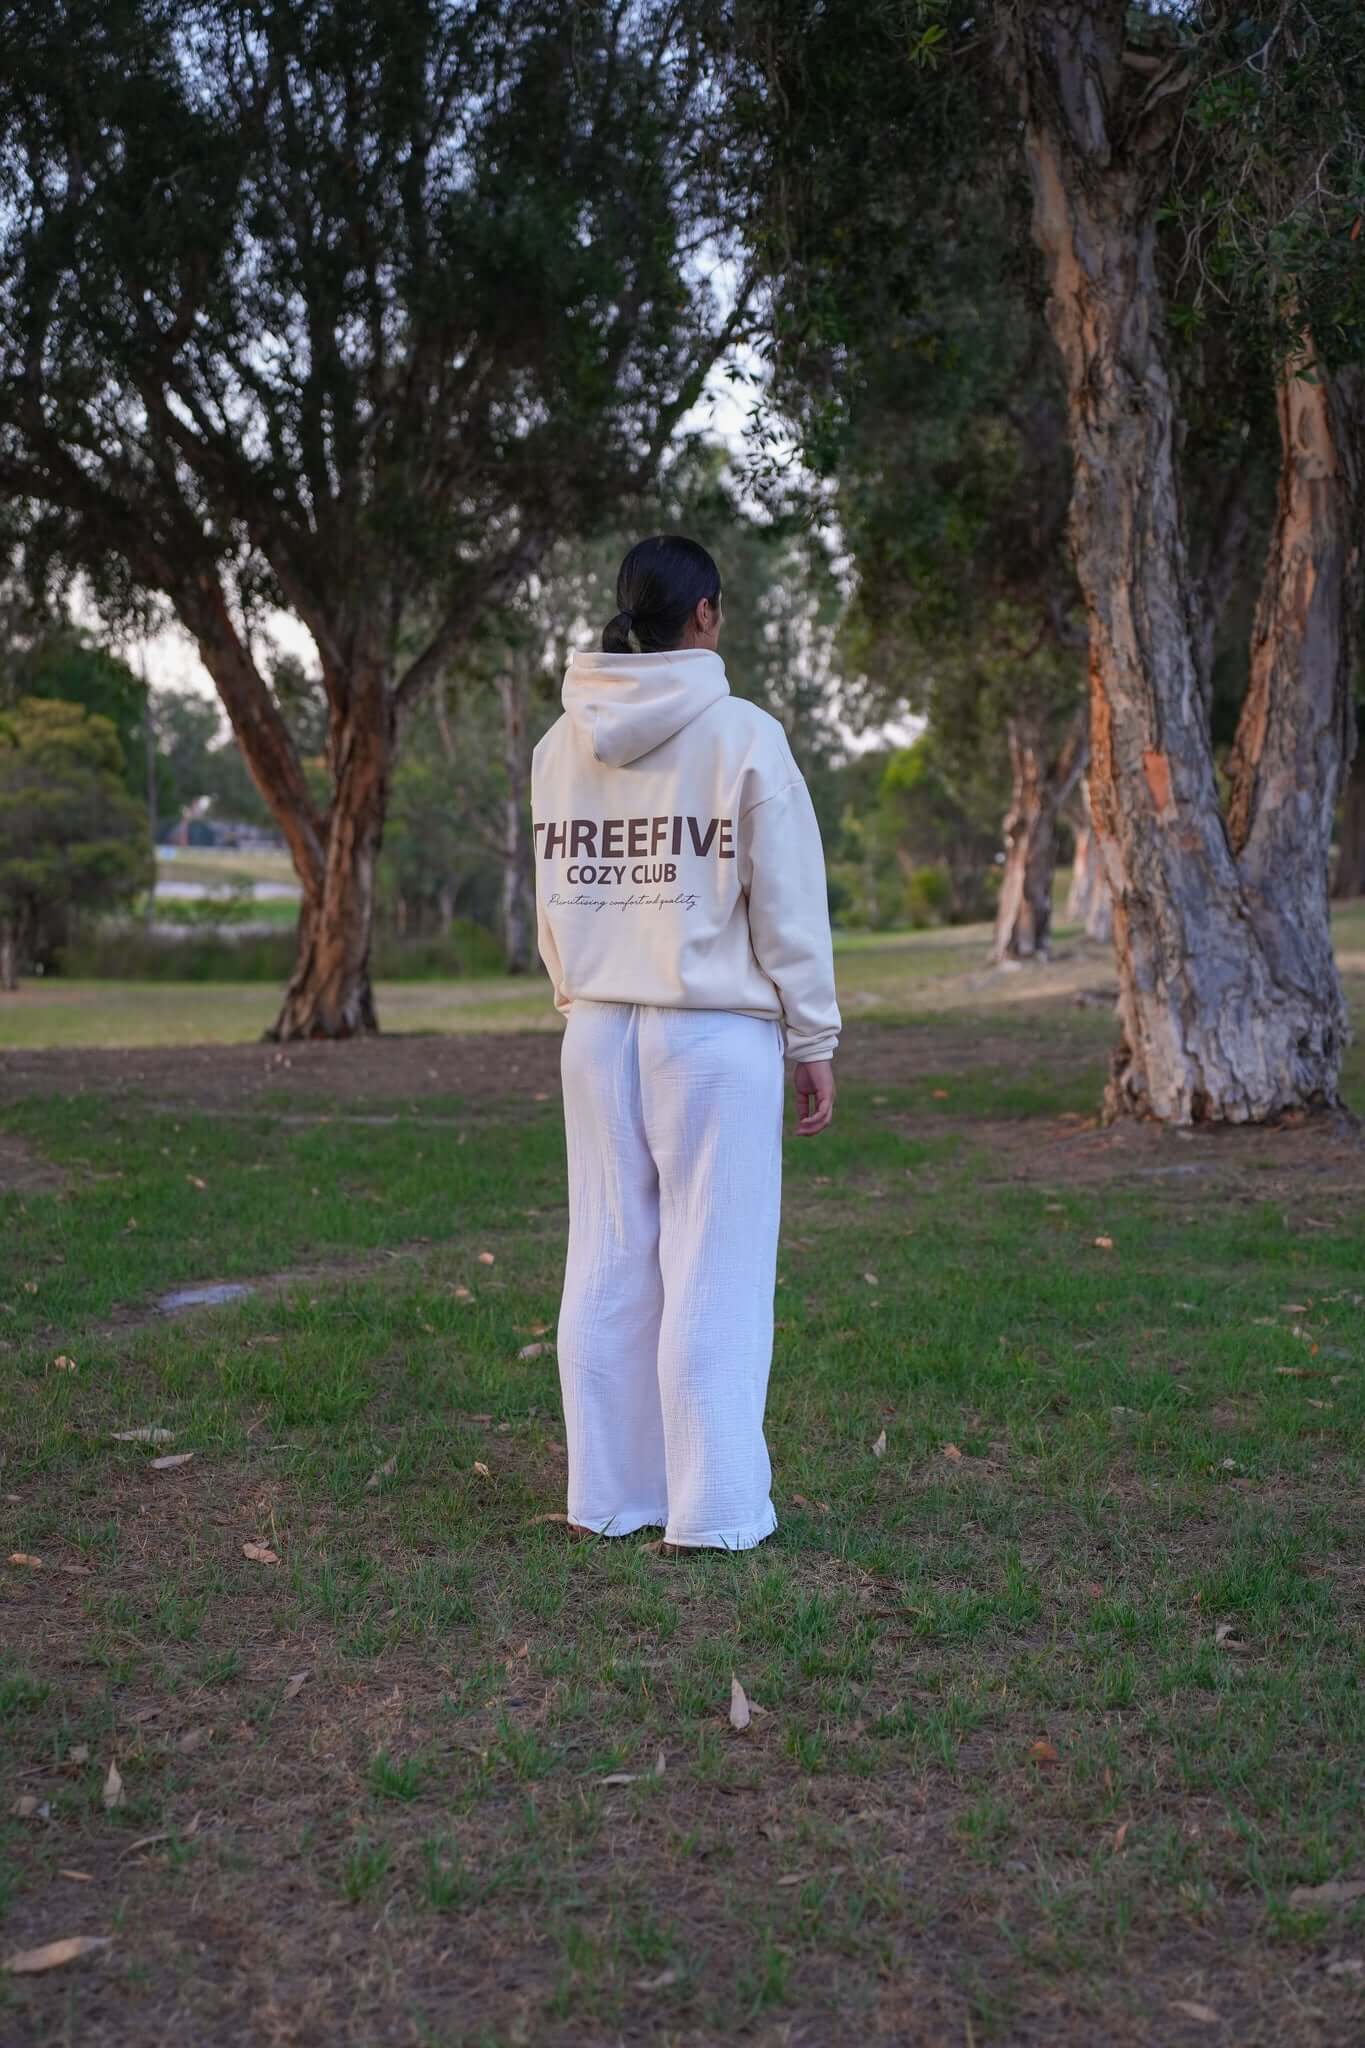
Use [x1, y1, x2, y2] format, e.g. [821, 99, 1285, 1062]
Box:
[792, 1060, 835, 1136]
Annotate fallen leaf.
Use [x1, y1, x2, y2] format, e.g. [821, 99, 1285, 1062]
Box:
[452, 1285, 473, 1301]
[176, 1727, 209, 1755]
[68, 1745, 89, 1765]
[282, 1671, 310, 1702]
[365, 1455, 397, 1491]
[871, 1429, 887, 1459]
[1029, 1739, 1060, 1766]
[518, 1342, 552, 1360]
[777, 1872, 809, 1887]
[472, 1461, 491, 1478]
[11, 1795, 50, 1820]
[1287, 1876, 1365, 1909]
[1327, 1959, 1364, 1977]
[7, 1553, 41, 1568]
[151, 1452, 194, 1471]
[51, 1354, 77, 1373]
[111, 1427, 174, 1444]
[1274, 1366, 1310, 1378]
[477, 1250, 495, 1266]
[790, 1494, 831, 1515]
[187, 1175, 207, 1191]
[58, 1870, 93, 1884]
[942, 1443, 963, 1462]
[600, 1769, 646, 1786]
[729, 1674, 752, 1732]
[102, 1761, 125, 1811]
[1214, 1622, 1250, 1652]
[1219, 1457, 1239, 1472]
[635, 1967, 678, 1992]
[242, 1543, 279, 1565]
[863, 1271, 878, 1286]
[931, 1088, 949, 1100]
[121, 1813, 200, 1859]
[528, 1512, 570, 1526]
[1171, 2002, 1220, 2026]
[3, 1936, 112, 1975]
[1114, 1820, 1130, 1852]
[1094, 1235, 1115, 1251]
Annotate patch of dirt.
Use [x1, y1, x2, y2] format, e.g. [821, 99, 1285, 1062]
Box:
[0, 1132, 69, 1197]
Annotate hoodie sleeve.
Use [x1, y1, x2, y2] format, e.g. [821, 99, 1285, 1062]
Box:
[535, 891, 572, 1019]
[738, 769, 841, 1064]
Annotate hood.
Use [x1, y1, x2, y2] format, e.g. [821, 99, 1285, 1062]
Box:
[562, 649, 729, 767]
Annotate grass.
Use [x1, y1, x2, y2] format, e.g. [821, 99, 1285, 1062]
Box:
[0, 942, 1364, 2043]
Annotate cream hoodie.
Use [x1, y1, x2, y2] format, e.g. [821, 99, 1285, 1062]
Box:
[531, 649, 841, 1063]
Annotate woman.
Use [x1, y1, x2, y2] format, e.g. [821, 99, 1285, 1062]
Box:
[532, 535, 840, 1553]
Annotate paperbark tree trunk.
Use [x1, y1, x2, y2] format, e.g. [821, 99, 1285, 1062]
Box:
[993, 710, 1085, 963]
[1008, 5, 1348, 1123]
[0, 919, 17, 991]
[1066, 786, 1114, 945]
[497, 659, 535, 975]
[1226, 357, 1360, 1063]
[1334, 745, 1365, 899]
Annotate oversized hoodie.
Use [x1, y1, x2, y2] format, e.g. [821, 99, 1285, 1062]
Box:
[531, 649, 841, 1064]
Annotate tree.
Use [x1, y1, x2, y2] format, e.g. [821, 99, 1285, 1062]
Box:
[1004, 0, 1364, 1121]
[0, 696, 152, 986]
[0, 0, 748, 1037]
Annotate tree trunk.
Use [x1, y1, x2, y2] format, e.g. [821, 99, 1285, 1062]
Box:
[267, 679, 392, 1040]
[1008, 9, 1345, 1124]
[992, 711, 1085, 964]
[1226, 357, 1360, 1065]
[497, 660, 534, 974]
[0, 919, 17, 991]
[1334, 743, 1365, 899]
[1065, 788, 1114, 945]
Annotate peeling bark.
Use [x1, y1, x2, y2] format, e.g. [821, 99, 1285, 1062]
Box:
[993, 710, 1085, 963]
[1006, 5, 1352, 1124]
[1227, 357, 1360, 1054]
[1066, 785, 1113, 943]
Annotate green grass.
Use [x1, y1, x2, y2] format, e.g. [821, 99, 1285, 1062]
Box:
[0, 972, 1363, 2044]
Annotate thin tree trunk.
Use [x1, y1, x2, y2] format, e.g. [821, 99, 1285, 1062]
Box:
[993, 710, 1085, 963]
[1007, 8, 1343, 1124]
[267, 677, 391, 1040]
[1065, 785, 1114, 944]
[1226, 355, 1360, 1061]
[497, 658, 534, 974]
[0, 919, 17, 991]
[1334, 743, 1365, 898]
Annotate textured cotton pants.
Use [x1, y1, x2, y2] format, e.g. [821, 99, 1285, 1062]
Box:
[557, 1001, 785, 1550]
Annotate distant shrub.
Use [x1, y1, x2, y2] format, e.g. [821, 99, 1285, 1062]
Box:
[60, 916, 504, 983]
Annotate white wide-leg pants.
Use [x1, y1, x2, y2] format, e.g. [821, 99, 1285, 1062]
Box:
[557, 1001, 785, 1550]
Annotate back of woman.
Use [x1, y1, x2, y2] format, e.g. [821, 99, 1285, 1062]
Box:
[532, 535, 840, 1553]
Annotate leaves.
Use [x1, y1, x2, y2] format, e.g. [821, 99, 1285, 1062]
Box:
[871, 1429, 887, 1459]
[517, 1342, 552, 1360]
[477, 1250, 495, 1266]
[1093, 1235, 1115, 1251]
[102, 1761, 125, 1811]
[112, 1427, 175, 1444]
[599, 1752, 665, 1786]
[3, 1936, 112, 1975]
[942, 1443, 963, 1462]
[729, 1675, 752, 1731]
[1171, 2003, 1219, 2026]
[282, 1671, 310, 1702]
[472, 1461, 491, 1479]
[242, 1542, 279, 1565]
[1029, 1739, 1060, 1766]
[1287, 1876, 1365, 1909]
[7, 1552, 42, 1568]
[151, 1452, 194, 1471]
[365, 1455, 397, 1491]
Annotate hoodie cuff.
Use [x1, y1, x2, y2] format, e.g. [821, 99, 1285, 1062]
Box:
[784, 1031, 838, 1065]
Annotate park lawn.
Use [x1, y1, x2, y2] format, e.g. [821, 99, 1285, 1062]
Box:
[1, 997, 1363, 2046]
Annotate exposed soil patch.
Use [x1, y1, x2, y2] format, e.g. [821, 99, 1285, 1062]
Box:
[0, 1132, 69, 1197]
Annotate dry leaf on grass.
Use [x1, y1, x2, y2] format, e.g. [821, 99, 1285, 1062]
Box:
[1287, 1876, 1365, 1909]
[151, 1452, 194, 1471]
[1094, 1235, 1115, 1251]
[242, 1543, 279, 1566]
[111, 1427, 174, 1444]
[7, 1553, 41, 1568]
[477, 1250, 495, 1265]
[790, 1494, 830, 1515]
[729, 1675, 752, 1732]
[3, 1936, 112, 1975]
[472, 1461, 491, 1478]
[1171, 2002, 1220, 2026]
[176, 1727, 209, 1755]
[68, 1745, 89, 1765]
[51, 1355, 77, 1373]
[863, 1272, 878, 1286]
[11, 1796, 50, 1821]
[1029, 1739, 1061, 1766]
[1327, 1959, 1364, 1978]
[871, 1430, 887, 1459]
[282, 1671, 310, 1702]
[58, 1870, 93, 1884]
[365, 1456, 397, 1491]
[122, 1813, 200, 1860]
[635, 1968, 678, 1992]
[777, 1872, 808, 1887]
[518, 1342, 552, 1360]
[1214, 1622, 1251, 1652]
[942, 1443, 963, 1462]
[1113, 1820, 1130, 1852]
[102, 1762, 125, 1811]
[599, 1754, 665, 1786]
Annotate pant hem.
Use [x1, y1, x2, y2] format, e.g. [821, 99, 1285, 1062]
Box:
[663, 1504, 778, 1553]
[568, 1509, 668, 1538]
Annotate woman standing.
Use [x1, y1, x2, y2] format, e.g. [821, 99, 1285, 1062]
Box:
[532, 536, 840, 1553]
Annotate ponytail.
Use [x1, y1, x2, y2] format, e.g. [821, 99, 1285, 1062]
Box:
[599, 535, 721, 654]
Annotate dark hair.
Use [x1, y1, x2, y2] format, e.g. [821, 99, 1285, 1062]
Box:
[601, 535, 721, 654]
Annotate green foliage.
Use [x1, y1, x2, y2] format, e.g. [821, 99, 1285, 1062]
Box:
[2, 630, 149, 798]
[0, 697, 152, 976]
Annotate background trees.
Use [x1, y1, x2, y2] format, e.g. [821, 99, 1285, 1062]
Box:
[0, 0, 746, 1038]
